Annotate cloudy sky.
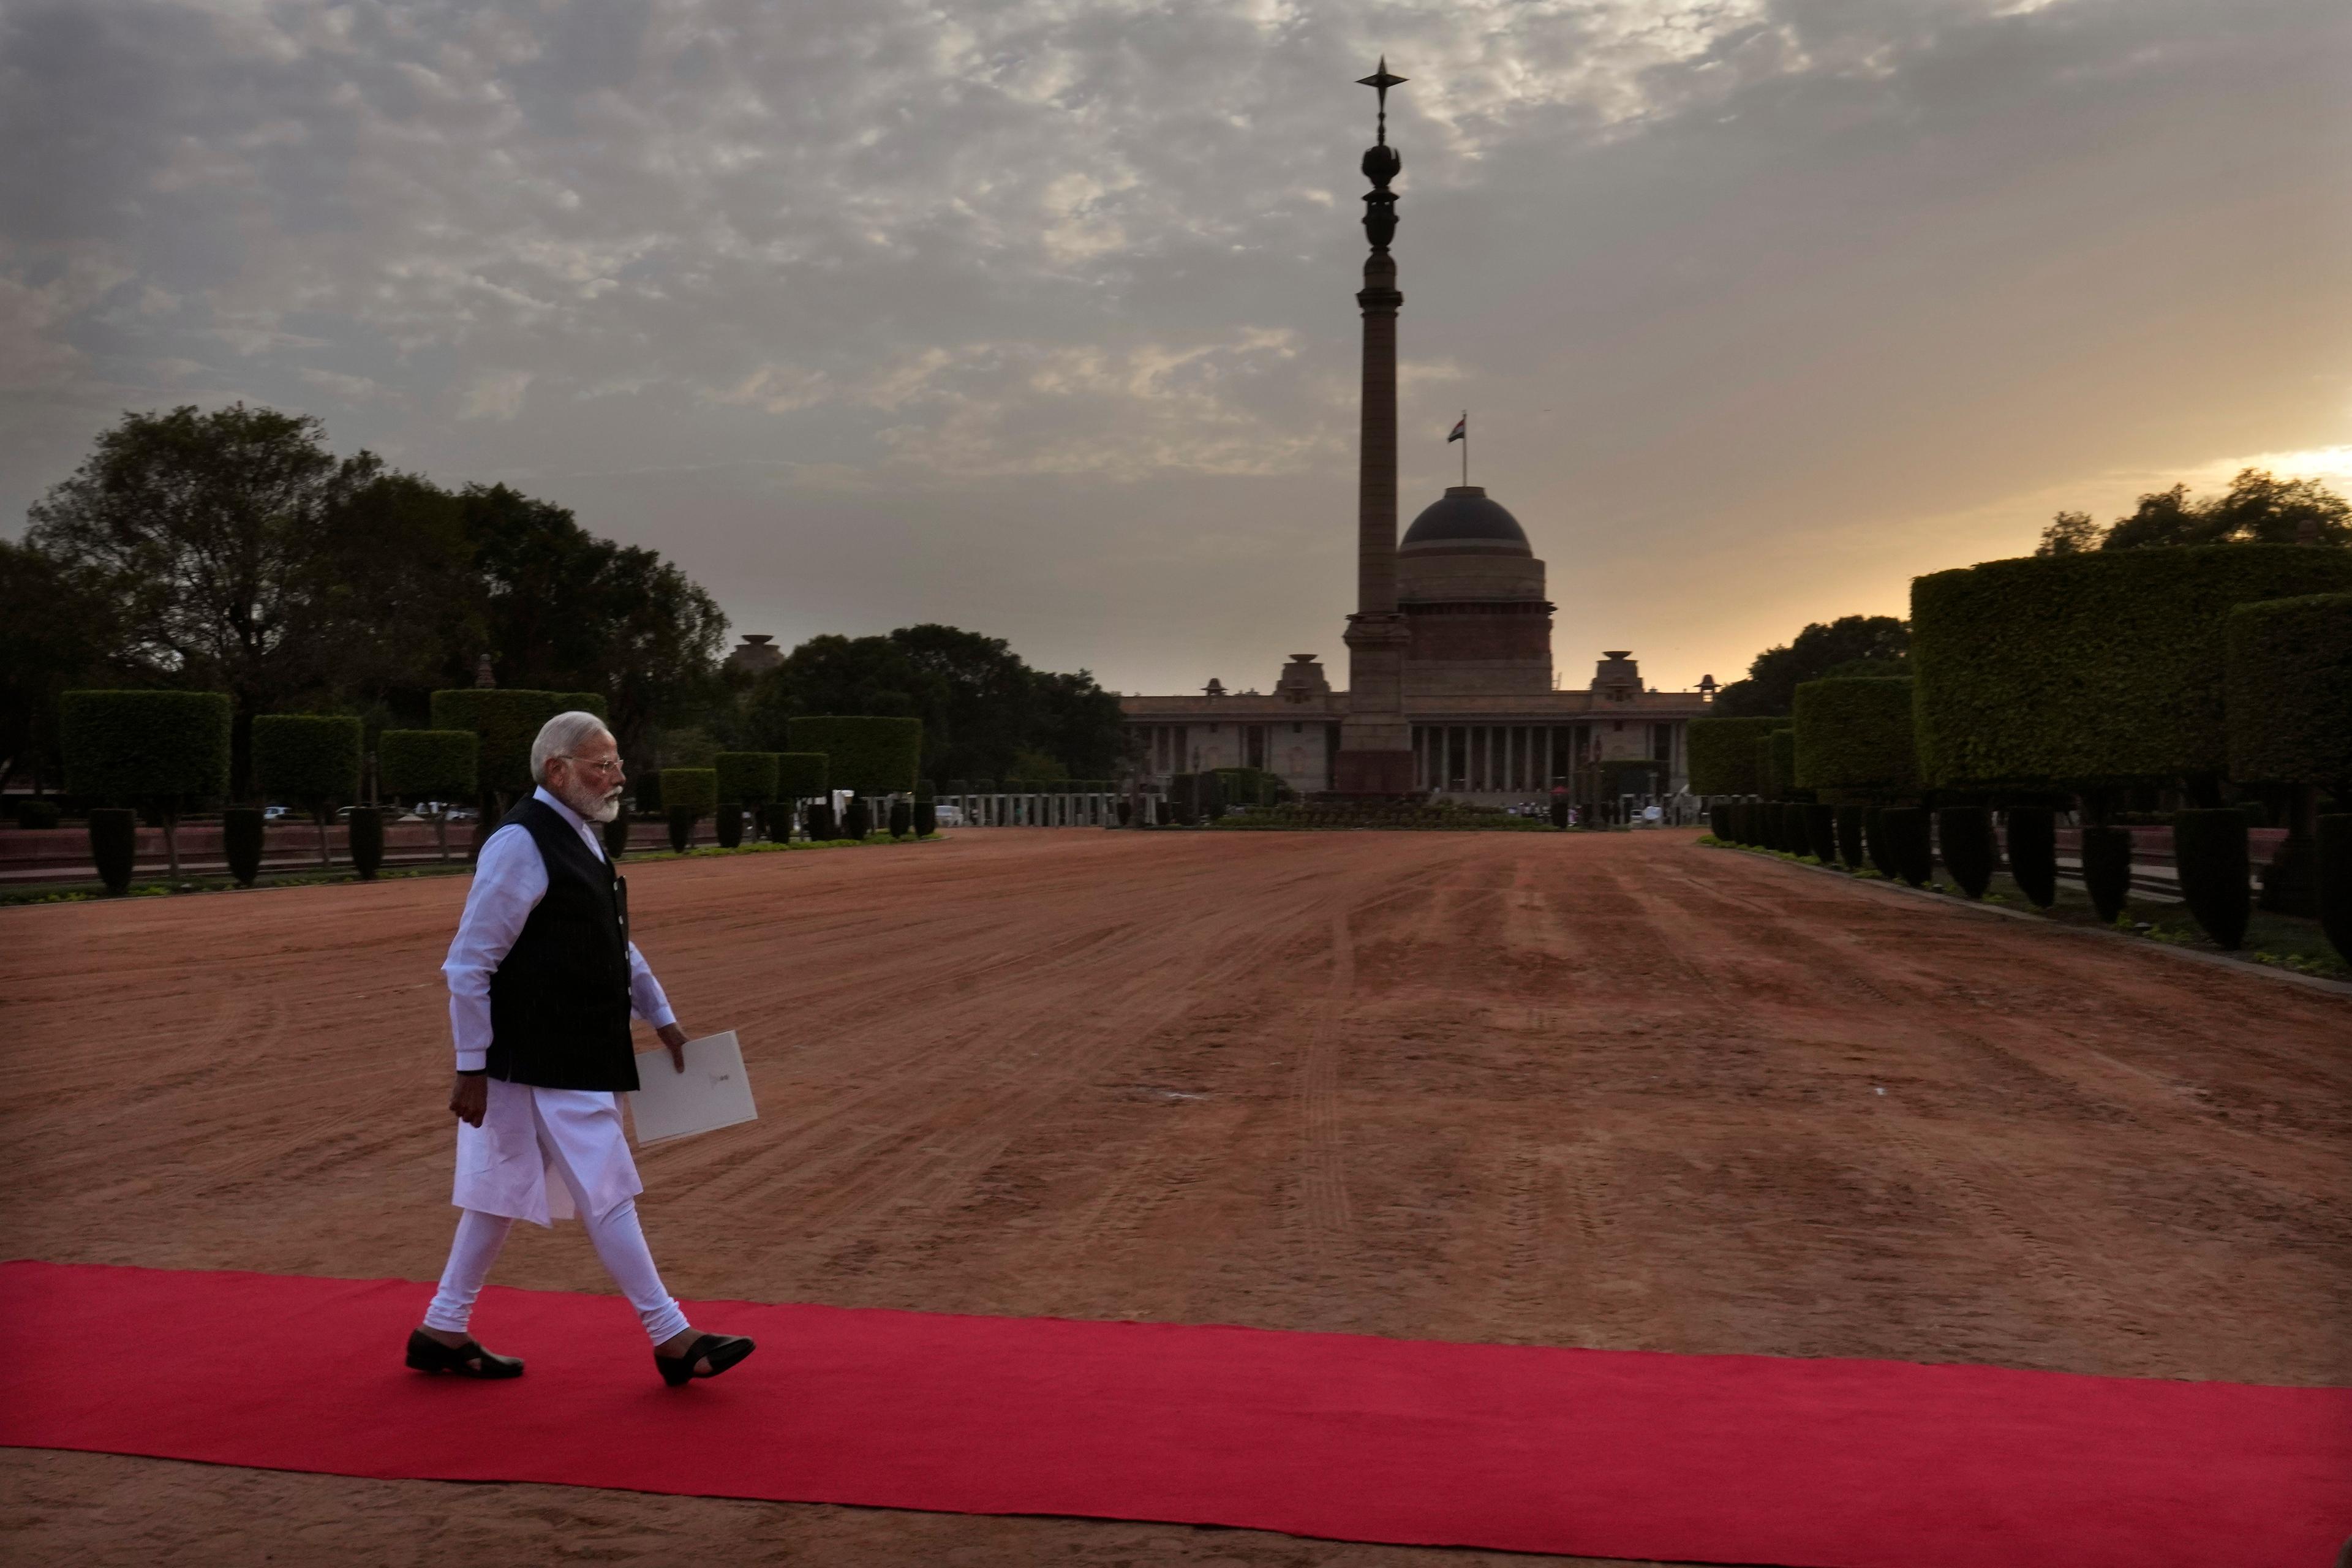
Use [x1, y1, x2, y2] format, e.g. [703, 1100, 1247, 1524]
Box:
[4, 0, 2346, 696]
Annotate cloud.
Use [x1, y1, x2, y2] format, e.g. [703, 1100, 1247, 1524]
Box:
[2, 0, 2345, 697]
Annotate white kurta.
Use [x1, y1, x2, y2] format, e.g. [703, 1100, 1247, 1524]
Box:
[442, 787, 677, 1227]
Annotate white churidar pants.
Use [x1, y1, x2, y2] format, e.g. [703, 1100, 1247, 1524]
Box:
[426, 1079, 687, 1345]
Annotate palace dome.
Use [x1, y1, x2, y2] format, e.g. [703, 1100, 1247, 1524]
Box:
[1398, 486, 1530, 556]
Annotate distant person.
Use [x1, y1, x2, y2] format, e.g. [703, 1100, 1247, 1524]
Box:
[407, 711, 755, 1387]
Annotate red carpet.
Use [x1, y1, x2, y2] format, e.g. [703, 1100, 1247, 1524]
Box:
[2, 1261, 2344, 1567]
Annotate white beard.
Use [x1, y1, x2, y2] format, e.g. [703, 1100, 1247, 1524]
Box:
[559, 780, 624, 823]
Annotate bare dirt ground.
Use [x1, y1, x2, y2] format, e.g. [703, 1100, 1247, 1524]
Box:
[4, 828, 2348, 1566]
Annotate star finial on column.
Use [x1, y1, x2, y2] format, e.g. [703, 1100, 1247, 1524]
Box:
[1357, 57, 1407, 145]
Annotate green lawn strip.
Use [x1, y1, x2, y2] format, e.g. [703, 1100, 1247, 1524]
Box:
[0, 832, 943, 908]
[1697, 835, 2348, 982]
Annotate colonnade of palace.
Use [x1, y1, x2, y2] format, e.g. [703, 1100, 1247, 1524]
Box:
[944, 791, 1120, 827]
[1411, 720, 1685, 794]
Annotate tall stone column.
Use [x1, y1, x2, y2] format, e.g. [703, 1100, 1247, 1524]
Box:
[1333, 61, 1416, 796]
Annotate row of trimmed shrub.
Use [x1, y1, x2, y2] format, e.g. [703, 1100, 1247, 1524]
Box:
[1713, 796, 2352, 962]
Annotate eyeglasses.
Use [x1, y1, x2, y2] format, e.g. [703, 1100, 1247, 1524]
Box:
[560, 756, 624, 777]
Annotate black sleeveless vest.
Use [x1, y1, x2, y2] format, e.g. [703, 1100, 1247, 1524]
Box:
[485, 797, 640, 1092]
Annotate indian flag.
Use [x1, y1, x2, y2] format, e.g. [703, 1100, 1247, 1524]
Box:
[1447, 417, 1466, 442]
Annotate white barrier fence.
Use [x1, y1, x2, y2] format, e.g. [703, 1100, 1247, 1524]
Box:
[944, 791, 1120, 828]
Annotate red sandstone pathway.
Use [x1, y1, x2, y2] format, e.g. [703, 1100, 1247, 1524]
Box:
[2, 829, 2345, 1566]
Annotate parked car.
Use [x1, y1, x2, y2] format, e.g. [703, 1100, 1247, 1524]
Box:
[260, 805, 293, 821]
[443, 807, 478, 822]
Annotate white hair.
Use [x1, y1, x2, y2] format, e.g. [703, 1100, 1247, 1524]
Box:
[531, 711, 615, 784]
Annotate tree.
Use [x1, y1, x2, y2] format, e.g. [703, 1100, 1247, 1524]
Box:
[24, 405, 382, 791]
[2043, 469, 2350, 554]
[741, 625, 1128, 783]
[1712, 615, 1910, 718]
[0, 538, 112, 793]
[455, 484, 726, 765]
[2036, 510, 2098, 556]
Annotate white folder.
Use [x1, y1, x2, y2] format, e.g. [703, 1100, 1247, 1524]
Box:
[627, 1030, 759, 1145]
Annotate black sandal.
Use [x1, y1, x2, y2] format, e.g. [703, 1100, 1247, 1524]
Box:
[405, 1328, 524, 1379]
[656, 1332, 755, 1387]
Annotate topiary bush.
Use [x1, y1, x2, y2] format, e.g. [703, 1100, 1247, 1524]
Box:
[844, 797, 873, 839]
[429, 689, 607, 800]
[1864, 807, 1893, 876]
[1805, 804, 1837, 863]
[805, 801, 837, 840]
[252, 714, 363, 867]
[1708, 804, 1728, 840]
[1781, 802, 1809, 855]
[1913, 545, 2352, 791]
[2318, 815, 2352, 965]
[2226, 592, 2351, 918]
[380, 728, 479, 862]
[60, 689, 232, 878]
[1755, 735, 1781, 802]
[2005, 807, 2057, 908]
[889, 801, 913, 839]
[715, 802, 744, 850]
[2080, 824, 2133, 924]
[2225, 593, 2352, 791]
[1937, 805, 1997, 899]
[1689, 717, 1784, 796]
[88, 806, 135, 894]
[662, 768, 715, 850]
[786, 717, 921, 796]
[1880, 807, 1932, 886]
[714, 752, 780, 810]
[1834, 804, 1865, 869]
[348, 806, 385, 880]
[1793, 677, 1920, 794]
[776, 752, 829, 802]
[635, 771, 662, 813]
[916, 801, 938, 837]
[222, 806, 264, 887]
[2173, 808, 2250, 949]
[12, 797, 62, 829]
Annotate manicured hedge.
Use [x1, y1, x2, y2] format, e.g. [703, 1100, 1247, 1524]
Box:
[714, 752, 780, 805]
[776, 753, 829, 799]
[1687, 717, 1784, 796]
[1880, 807, 1932, 886]
[1912, 545, 2352, 788]
[661, 768, 717, 816]
[1937, 805, 1997, 899]
[60, 690, 232, 805]
[223, 807, 264, 887]
[786, 717, 922, 795]
[2080, 825, 2133, 923]
[715, 803, 745, 849]
[2320, 815, 2352, 965]
[888, 801, 913, 839]
[252, 714, 362, 807]
[843, 797, 874, 839]
[2174, 809, 2250, 949]
[1793, 678, 1920, 794]
[1864, 807, 1894, 877]
[2225, 593, 2352, 789]
[349, 807, 385, 880]
[429, 689, 609, 796]
[2005, 807, 2057, 908]
[380, 730, 479, 802]
[89, 807, 135, 894]
[1755, 735, 1779, 801]
[1770, 730, 1800, 802]
[1804, 804, 1837, 863]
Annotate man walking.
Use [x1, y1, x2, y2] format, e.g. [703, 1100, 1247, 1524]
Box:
[405, 710, 754, 1387]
